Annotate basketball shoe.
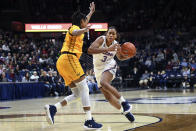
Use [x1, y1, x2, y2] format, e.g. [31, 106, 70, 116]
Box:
[121, 101, 135, 122]
[44, 105, 57, 125]
[84, 118, 103, 130]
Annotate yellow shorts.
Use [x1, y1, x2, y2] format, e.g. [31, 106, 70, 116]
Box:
[56, 54, 84, 86]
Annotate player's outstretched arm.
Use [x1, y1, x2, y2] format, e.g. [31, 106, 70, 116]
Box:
[71, 2, 95, 36]
[86, 2, 95, 24]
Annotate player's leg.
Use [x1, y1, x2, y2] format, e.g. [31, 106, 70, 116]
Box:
[45, 54, 102, 128]
[45, 82, 80, 125]
[95, 68, 131, 113]
[100, 71, 127, 104]
[45, 76, 102, 128]
[45, 54, 81, 125]
[73, 75, 102, 129]
[94, 70, 121, 110]
[100, 87, 121, 110]
[100, 71, 135, 122]
[55, 83, 79, 107]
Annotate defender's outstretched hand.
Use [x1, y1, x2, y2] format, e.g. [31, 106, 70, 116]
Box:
[89, 2, 95, 14]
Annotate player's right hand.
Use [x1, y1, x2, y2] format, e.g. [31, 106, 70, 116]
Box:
[84, 25, 91, 32]
[107, 43, 120, 52]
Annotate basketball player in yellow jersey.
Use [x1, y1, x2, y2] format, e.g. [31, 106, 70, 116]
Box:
[44, 2, 102, 130]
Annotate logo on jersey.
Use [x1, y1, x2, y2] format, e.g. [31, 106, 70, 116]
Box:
[76, 72, 81, 76]
[102, 52, 114, 56]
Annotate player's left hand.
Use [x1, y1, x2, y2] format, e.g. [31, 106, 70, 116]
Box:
[89, 2, 95, 14]
[116, 48, 130, 60]
[116, 44, 121, 52]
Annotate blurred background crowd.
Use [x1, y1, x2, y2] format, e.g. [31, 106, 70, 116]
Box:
[0, 0, 196, 96]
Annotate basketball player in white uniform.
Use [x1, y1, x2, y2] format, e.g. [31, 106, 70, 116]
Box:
[88, 26, 135, 122]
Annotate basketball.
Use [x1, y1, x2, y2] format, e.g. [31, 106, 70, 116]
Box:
[120, 42, 136, 58]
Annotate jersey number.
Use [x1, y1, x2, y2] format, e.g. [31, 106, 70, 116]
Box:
[101, 56, 107, 62]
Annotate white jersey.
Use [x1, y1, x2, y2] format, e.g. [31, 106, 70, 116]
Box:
[93, 36, 117, 69]
[93, 36, 118, 87]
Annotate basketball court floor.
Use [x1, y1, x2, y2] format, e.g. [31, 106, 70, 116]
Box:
[1, 89, 196, 131]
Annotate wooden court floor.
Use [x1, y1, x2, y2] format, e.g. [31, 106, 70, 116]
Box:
[1, 89, 196, 131]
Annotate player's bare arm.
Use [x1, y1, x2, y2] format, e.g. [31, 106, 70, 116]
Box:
[88, 37, 119, 54]
[72, 25, 91, 36]
[72, 2, 95, 36]
[86, 2, 95, 24]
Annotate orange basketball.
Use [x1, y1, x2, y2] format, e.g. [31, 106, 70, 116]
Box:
[120, 42, 136, 58]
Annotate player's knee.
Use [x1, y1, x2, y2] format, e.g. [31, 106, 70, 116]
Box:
[71, 87, 80, 97]
[73, 93, 79, 98]
[100, 80, 107, 88]
[81, 84, 89, 94]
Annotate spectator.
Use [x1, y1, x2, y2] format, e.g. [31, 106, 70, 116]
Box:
[156, 50, 165, 62]
[52, 71, 69, 96]
[2, 43, 10, 52]
[86, 70, 98, 94]
[148, 71, 156, 88]
[139, 70, 149, 88]
[172, 52, 178, 63]
[181, 58, 188, 67]
[0, 72, 8, 82]
[145, 57, 152, 70]
[22, 72, 30, 82]
[130, 67, 140, 87]
[0, 64, 3, 75]
[7, 69, 15, 82]
[181, 75, 190, 89]
[155, 71, 162, 89]
[160, 70, 167, 89]
[181, 67, 190, 77]
[30, 71, 39, 82]
[166, 61, 173, 71]
[39, 71, 53, 96]
[48, 71, 59, 96]
[190, 60, 196, 70]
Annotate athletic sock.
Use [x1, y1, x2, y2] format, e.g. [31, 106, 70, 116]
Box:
[85, 110, 92, 120]
[54, 102, 62, 111]
[119, 96, 126, 104]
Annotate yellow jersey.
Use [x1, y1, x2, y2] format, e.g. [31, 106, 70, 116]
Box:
[61, 25, 84, 59]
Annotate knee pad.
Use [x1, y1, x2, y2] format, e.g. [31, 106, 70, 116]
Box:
[64, 87, 80, 104]
[75, 79, 90, 107]
[71, 87, 80, 97]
